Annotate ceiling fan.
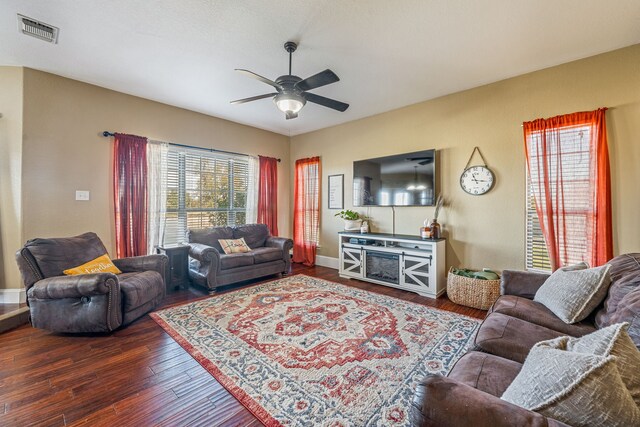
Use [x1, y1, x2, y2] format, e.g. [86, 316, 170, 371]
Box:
[231, 41, 349, 120]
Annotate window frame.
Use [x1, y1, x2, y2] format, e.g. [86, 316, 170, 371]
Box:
[164, 147, 250, 245]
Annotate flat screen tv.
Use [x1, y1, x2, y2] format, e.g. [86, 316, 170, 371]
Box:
[353, 149, 436, 207]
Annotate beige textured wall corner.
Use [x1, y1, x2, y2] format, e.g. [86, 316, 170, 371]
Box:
[290, 44, 640, 271]
[21, 69, 291, 256]
[0, 67, 24, 290]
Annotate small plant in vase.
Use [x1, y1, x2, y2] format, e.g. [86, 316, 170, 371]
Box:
[335, 210, 362, 231]
[425, 194, 444, 239]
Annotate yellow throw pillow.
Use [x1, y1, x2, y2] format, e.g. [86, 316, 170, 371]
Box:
[63, 254, 122, 275]
[218, 238, 251, 254]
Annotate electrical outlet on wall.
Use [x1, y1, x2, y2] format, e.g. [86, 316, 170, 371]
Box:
[75, 190, 90, 201]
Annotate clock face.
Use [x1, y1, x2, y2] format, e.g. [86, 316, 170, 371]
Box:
[460, 166, 495, 195]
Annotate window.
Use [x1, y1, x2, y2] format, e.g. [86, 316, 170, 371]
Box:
[293, 157, 320, 266]
[164, 146, 250, 244]
[525, 123, 594, 271]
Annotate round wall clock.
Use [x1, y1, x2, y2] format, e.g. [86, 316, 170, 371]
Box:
[460, 165, 495, 195]
[460, 147, 495, 195]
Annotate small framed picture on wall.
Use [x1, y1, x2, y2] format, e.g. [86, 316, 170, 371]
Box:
[328, 174, 344, 209]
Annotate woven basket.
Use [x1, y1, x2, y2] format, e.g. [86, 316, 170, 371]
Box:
[447, 267, 501, 310]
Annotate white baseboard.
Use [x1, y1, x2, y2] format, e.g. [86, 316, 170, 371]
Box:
[0, 289, 27, 304]
[316, 255, 339, 270]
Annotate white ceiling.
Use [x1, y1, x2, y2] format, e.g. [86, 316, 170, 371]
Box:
[1, 1, 639, 136]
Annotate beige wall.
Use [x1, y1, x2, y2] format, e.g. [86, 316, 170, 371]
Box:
[291, 44, 640, 271]
[20, 69, 290, 264]
[0, 67, 24, 291]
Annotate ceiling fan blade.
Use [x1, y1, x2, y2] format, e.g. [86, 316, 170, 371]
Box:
[235, 69, 283, 90]
[295, 69, 339, 91]
[304, 92, 349, 112]
[286, 111, 298, 120]
[230, 93, 278, 104]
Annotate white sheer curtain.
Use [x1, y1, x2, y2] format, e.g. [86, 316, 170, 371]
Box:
[246, 155, 259, 224]
[147, 140, 169, 253]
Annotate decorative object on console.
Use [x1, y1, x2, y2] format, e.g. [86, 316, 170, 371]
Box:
[151, 274, 479, 426]
[460, 146, 495, 195]
[230, 41, 349, 120]
[334, 209, 362, 231]
[426, 194, 444, 239]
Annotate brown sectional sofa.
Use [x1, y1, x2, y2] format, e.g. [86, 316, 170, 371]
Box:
[187, 224, 293, 292]
[411, 253, 640, 427]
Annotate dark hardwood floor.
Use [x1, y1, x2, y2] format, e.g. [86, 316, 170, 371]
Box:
[0, 265, 486, 426]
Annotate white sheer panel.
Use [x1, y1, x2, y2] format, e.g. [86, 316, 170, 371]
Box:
[147, 140, 168, 252]
[246, 155, 259, 224]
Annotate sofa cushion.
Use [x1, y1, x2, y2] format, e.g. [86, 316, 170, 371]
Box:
[534, 264, 611, 323]
[252, 247, 283, 264]
[220, 253, 254, 270]
[188, 227, 234, 253]
[233, 224, 269, 249]
[489, 295, 596, 337]
[23, 232, 109, 279]
[501, 335, 640, 427]
[474, 312, 564, 363]
[448, 351, 522, 398]
[119, 271, 164, 312]
[595, 253, 640, 348]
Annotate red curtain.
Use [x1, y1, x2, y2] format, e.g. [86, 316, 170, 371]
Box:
[113, 133, 148, 258]
[258, 155, 279, 235]
[293, 157, 321, 266]
[523, 108, 612, 270]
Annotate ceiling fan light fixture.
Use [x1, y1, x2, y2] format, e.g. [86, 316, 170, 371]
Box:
[274, 93, 305, 114]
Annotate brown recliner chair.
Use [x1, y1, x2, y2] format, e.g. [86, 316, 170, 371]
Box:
[15, 232, 168, 333]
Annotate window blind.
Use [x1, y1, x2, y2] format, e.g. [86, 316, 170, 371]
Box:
[525, 124, 593, 271]
[164, 146, 249, 245]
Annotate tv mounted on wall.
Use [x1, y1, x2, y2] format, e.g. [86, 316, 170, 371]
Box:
[353, 149, 436, 207]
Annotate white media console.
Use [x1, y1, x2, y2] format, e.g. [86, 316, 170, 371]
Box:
[338, 232, 446, 298]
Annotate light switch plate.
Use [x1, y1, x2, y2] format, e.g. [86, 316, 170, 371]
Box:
[75, 190, 90, 201]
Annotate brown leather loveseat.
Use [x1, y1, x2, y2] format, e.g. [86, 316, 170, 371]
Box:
[411, 253, 640, 427]
[187, 224, 293, 292]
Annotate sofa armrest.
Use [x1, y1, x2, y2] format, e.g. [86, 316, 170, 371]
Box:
[265, 236, 293, 252]
[28, 274, 120, 299]
[265, 237, 293, 273]
[500, 270, 550, 299]
[411, 374, 569, 427]
[114, 254, 168, 277]
[188, 243, 221, 263]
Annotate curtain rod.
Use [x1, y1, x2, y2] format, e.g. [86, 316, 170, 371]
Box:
[102, 131, 281, 162]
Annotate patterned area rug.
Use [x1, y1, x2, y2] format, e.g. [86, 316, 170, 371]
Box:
[151, 275, 480, 426]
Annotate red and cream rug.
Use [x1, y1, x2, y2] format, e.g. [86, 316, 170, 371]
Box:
[151, 275, 480, 426]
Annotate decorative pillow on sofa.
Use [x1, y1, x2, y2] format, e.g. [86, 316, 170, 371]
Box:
[534, 264, 611, 323]
[63, 253, 122, 275]
[565, 322, 640, 406]
[501, 335, 640, 427]
[218, 238, 252, 255]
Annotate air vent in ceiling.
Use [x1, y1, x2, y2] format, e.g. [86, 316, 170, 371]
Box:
[17, 14, 59, 44]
